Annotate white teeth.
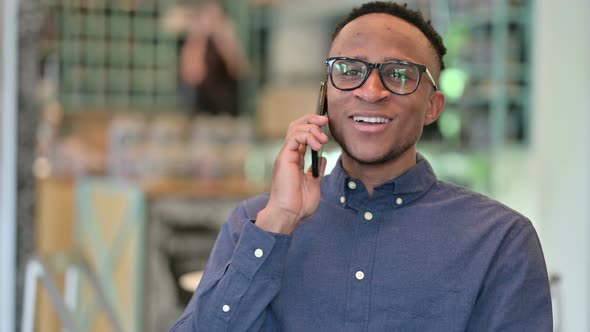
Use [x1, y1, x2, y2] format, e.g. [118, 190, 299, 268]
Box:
[353, 116, 391, 124]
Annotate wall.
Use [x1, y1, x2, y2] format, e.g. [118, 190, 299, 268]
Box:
[531, 0, 590, 331]
[0, 0, 18, 330]
[14, 0, 42, 329]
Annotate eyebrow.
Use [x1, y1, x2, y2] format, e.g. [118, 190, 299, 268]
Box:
[383, 57, 406, 62]
[342, 56, 409, 63]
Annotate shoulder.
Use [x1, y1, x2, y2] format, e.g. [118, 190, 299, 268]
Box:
[428, 180, 532, 232]
[424, 181, 545, 269]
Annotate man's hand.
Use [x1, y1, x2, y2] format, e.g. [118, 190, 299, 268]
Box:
[255, 114, 329, 235]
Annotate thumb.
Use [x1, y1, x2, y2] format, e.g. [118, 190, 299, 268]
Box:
[307, 157, 328, 181]
[319, 157, 328, 177]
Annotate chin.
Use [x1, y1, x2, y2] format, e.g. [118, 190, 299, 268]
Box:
[344, 148, 397, 165]
[331, 123, 417, 166]
[343, 141, 416, 166]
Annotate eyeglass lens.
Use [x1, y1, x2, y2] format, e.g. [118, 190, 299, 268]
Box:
[331, 59, 420, 94]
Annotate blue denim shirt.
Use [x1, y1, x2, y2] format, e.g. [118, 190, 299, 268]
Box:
[171, 155, 552, 331]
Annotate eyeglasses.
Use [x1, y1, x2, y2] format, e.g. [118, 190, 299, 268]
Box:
[325, 57, 438, 95]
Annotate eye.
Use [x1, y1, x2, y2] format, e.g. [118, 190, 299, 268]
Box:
[390, 68, 407, 80]
[343, 68, 363, 77]
[382, 64, 419, 87]
[334, 61, 365, 78]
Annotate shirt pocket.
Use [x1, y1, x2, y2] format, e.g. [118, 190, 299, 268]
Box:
[378, 286, 471, 331]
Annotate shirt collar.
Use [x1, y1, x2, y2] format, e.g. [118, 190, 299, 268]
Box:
[391, 153, 437, 195]
[323, 153, 437, 208]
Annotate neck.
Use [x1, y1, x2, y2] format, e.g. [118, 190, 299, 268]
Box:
[341, 147, 417, 196]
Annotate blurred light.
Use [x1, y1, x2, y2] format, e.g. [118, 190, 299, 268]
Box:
[322, 149, 340, 175]
[244, 150, 266, 182]
[440, 68, 468, 101]
[33, 157, 52, 179]
[439, 108, 462, 140]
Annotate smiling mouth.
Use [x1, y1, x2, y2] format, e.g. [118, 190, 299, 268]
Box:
[352, 116, 391, 124]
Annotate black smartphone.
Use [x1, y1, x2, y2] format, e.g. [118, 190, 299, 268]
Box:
[311, 80, 328, 177]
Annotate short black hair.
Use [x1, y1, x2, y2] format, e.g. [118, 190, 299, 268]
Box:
[332, 1, 446, 71]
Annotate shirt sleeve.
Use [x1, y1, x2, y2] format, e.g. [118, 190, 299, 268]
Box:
[169, 202, 291, 331]
[466, 220, 553, 331]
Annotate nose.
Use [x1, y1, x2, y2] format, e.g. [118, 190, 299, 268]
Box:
[353, 68, 390, 102]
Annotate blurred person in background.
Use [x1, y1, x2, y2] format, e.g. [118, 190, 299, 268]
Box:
[179, 1, 248, 116]
[171, 2, 552, 331]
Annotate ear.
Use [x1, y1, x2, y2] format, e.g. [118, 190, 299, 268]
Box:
[424, 91, 445, 126]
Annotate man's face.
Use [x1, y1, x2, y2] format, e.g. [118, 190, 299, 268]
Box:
[327, 13, 443, 166]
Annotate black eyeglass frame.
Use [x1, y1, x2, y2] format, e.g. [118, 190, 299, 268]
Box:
[325, 57, 438, 95]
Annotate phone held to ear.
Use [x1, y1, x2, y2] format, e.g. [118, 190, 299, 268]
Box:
[311, 81, 328, 178]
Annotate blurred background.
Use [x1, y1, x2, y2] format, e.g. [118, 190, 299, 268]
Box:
[0, 0, 588, 331]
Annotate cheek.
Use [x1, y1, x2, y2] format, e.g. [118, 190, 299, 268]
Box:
[403, 112, 428, 133]
[326, 91, 347, 118]
[397, 96, 430, 125]
[326, 86, 341, 104]
[393, 108, 430, 139]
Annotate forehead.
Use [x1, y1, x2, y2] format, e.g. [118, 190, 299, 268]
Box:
[330, 13, 435, 66]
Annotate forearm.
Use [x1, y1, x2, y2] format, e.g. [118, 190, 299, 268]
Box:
[170, 218, 291, 331]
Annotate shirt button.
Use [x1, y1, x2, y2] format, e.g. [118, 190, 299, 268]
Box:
[340, 196, 346, 204]
[347, 181, 357, 190]
[355, 271, 365, 280]
[364, 211, 373, 221]
[254, 248, 264, 258]
[396, 197, 403, 205]
[222, 304, 231, 312]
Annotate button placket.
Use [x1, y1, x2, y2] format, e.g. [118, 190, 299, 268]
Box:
[345, 197, 379, 328]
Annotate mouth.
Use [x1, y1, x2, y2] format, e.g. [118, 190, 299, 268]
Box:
[352, 116, 392, 124]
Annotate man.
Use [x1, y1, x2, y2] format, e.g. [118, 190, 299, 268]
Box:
[171, 2, 552, 331]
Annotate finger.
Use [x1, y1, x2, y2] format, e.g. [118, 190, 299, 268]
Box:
[283, 131, 325, 152]
[288, 114, 329, 130]
[297, 144, 307, 168]
[287, 124, 329, 144]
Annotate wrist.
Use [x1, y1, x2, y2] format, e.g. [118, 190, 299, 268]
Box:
[255, 206, 298, 235]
